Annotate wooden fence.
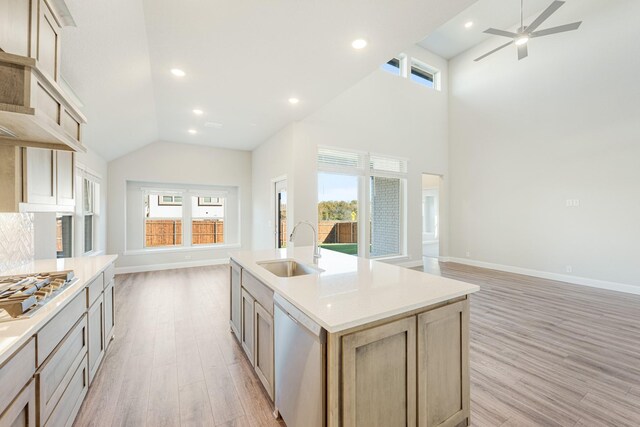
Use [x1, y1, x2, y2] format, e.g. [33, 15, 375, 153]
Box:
[145, 219, 224, 247]
[318, 221, 358, 244]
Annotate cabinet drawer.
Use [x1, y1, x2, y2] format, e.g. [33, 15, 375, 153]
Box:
[43, 355, 88, 427]
[104, 263, 115, 288]
[86, 273, 104, 308]
[37, 291, 85, 365]
[0, 379, 36, 427]
[36, 315, 87, 426]
[0, 338, 36, 415]
[241, 270, 274, 315]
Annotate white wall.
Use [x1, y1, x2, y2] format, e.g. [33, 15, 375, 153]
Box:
[448, 0, 640, 289]
[251, 45, 451, 264]
[75, 146, 109, 256]
[251, 124, 294, 250]
[108, 141, 252, 271]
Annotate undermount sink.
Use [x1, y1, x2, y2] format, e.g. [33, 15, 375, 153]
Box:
[257, 259, 322, 278]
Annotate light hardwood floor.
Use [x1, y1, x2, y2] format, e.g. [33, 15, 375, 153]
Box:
[74, 263, 640, 427]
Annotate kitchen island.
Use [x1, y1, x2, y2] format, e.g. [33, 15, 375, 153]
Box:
[230, 247, 479, 427]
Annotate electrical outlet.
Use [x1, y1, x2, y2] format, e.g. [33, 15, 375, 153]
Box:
[565, 265, 572, 273]
[185, 255, 192, 260]
[465, 251, 471, 258]
[566, 199, 580, 207]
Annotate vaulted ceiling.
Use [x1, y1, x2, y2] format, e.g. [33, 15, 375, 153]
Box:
[60, 0, 476, 161]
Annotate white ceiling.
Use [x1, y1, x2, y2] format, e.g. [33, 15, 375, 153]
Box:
[59, 0, 477, 161]
[419, 0, 554, 59]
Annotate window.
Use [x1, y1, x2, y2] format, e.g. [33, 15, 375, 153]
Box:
[317, 147, 407, 258]
[56, 214, 73, 258]
[192, 195, 225, 245]
[158, 195, 182, 206]
[145, 193, 183, 247]
[410, 59, 439, 89]
[83, 177, 99, 254]
[381, 57, 401, 76]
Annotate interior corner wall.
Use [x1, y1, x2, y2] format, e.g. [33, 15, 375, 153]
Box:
[251, 124, 295, 250]
[285, 45, 451, 263]
[108, 141, 252, 271]
[448, 0, 640, 288]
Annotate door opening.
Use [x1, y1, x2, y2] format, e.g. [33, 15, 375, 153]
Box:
[421, 174, 441, 260]
[275, 179, 287, 249]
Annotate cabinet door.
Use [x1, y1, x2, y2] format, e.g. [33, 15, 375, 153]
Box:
[417, 300, 470, 427]
[87, 295, 105, 385]
[24, 147, 56, 205]
[342, 317, 416, 427]
[0, 380, 36, 427]
[230, 262, 241, 341]
[0, 0, 34, 57]
[240, 289, 255, 365]
[254, 302, 274, 400]
[104, 281, 115, 348]
[55, 150, 74, 206]
[37, 0, 60, 81]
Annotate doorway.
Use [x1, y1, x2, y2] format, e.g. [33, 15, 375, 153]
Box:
[274, 179, 287, 248]
[421, 174, 441, 260]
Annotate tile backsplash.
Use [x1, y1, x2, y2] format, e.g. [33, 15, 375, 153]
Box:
[0, 213, 35, 273]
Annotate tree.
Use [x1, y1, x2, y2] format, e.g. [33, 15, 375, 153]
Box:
[318, 200, 357, 221]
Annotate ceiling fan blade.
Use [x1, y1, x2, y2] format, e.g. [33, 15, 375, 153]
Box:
[484, 28, 519, 38]
[518, 43, 528, 60]
[526, 1, 565, 32]
[474, 41, 514, 62]
[531, 21, 582, 37]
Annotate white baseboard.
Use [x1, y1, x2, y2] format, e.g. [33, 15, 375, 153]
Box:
[445, 257, 640, 295]
[115, 258, 229, 275]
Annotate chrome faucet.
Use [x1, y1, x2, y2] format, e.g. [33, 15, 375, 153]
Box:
[289, 221, 322, 264]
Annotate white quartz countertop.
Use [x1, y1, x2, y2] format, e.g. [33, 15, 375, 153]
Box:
[0, 255, 117, 365]
[230, 247, 479, 333]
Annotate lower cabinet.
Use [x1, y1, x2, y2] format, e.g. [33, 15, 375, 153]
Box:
[339, 299, 470, 427]
[87, 294, 105, 385]
[230, 261, 241, 341]
[417, 300, 469, 427]
[42, 356, 88, 427]
[342, 316, 417, 427]
[103, 281, 115, 348]
[0, 380, 36, 427]
[240, 289, 255, 363]
[254, 302, 274, 399]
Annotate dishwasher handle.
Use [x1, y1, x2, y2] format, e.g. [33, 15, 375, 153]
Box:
[274, 293, 326, 341]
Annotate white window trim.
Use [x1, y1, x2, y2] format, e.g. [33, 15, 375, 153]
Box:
[409, 57, 441, 91]
[76, 164, 101, 257]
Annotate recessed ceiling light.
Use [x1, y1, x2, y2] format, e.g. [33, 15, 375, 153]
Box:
[464, 21, 474, 29]
[204, 122, 223, 129]
[188, 129, 197, 134]
[515, 36, 529, 46]
[288, 97, 299, 105]
[193, 109, 204, 115]
[171, 68, 186, 77]
[351, 39, 367, 49]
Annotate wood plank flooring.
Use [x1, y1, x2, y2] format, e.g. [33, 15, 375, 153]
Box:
[74, 262, 640, 427]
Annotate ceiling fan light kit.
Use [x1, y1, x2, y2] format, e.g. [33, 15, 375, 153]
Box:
[474, 0, 582, 62]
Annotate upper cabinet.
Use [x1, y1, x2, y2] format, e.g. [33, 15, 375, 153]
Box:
[0, 0, 86, 152]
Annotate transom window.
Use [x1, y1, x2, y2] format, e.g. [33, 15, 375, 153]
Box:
[380, 54, 441, 91]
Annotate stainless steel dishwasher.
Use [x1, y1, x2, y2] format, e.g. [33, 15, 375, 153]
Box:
[274, 293, 326, 427]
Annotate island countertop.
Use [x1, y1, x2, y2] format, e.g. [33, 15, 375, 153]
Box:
[0, 255, 117, 366]
[229, 247, 479, 333]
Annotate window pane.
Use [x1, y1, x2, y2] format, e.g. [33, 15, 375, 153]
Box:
[277, 190, 287, 248]
[381, 58, 401, 75]
[318, 173, 359, 256]
[145, 193, 183, 247]
[56, 215, 73, 258]
[370, 176, 401, 257]
[410, 66, 434, 88]
[192, 196, 225, 245]
[84, 214, 93, 253]
[83, 179, 94, 213]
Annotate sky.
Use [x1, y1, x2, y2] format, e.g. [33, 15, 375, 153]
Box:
[318, 173, 358, 202]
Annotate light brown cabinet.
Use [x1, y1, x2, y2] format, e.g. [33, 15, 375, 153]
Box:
[0, 0, 86, 152]
[330, 298, 471, 427]
[0, 146, 75, 212]
[87, 294, 105, 385]
[229, 261, 241, 341]
[342, 317, 416, 427]
[254, 301, 274, 399]
[104, 281, 115, 349]
[0, 380, 36, 427]
[240, 289, 255, 364]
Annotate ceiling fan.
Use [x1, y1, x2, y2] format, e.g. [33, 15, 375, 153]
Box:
[474, 0, 582, 62]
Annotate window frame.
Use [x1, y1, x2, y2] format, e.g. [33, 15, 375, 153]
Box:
[81, 174, 100, 255]
[191, 194, 226, 246]
[409, 58, 441, 90]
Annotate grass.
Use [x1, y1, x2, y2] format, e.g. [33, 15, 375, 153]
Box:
[319, 243, 358, 255]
